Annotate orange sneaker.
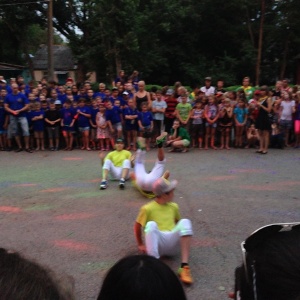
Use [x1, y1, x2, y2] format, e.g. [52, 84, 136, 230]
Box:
[178, 266, 193, 284]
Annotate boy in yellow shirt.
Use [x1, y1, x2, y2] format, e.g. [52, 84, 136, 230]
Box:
[99, 138, 131, 189]
[134, 177, 193, 284]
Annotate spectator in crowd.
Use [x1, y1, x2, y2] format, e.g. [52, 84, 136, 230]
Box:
[97, 255, 187, 300]
[200, 77, 215, 96]
[204, 95, 219, 150]
[4, 83, 32, 152]
[255, 86, 272, 154]
[123, 98, 138, 151]
[152, 90, 167, 140]
[164, 89, 177, 134]
[166, 119, 190, 153]
[237, 76, 255, 102]
[0, 247, 75, 300]
[134, 80, 151, 111]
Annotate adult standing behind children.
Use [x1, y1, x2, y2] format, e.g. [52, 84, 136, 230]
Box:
[134, 176, 193, 284]
[133, 81, 151, 111]
[4, 83, 32, 152]
[99, 138, 131, 190]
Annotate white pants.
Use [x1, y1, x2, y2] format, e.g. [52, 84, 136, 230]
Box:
[144, 219, 193, 259]
[103, 159, 131, 180]
[134, 149, 165, 191]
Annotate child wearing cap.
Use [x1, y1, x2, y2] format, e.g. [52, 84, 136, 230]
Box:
[134, 175, 193, 285]
[130, 132, 168, 198]
[99, 138, 131, 190]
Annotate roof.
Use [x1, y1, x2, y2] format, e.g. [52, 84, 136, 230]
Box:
[32, 45, 76, 70]
[0, 63, 25, 70]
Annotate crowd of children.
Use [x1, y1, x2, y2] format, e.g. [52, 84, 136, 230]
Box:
[0, 74, 299, 153]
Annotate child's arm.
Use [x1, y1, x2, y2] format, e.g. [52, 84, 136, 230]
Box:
[107, 120, 114, 132]
[134, 222, 146, 253]
[138, 119, 143, 130]
[150, 120, 154, 131]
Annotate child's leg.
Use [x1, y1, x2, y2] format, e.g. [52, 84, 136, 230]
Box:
[63, 131, 69, 149]
[68, 132, 73, 149]
[0, 134, 3, 149]
[99, 138, 104, 150]
[210, 127, 216, 149]
[205, 126, 210, 149]
[40, 132, 45, 150]
[84, 130, 90, 150]
[126, 131, 131, 150]
[146, 137, 150, 151]
[219, 130, 224, 149]
[34, 132, 40, 150]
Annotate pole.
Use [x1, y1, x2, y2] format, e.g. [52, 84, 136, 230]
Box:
[48, 0, 54, 81]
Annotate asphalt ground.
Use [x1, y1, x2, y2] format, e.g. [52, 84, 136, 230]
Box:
[0, 147, 299, 299]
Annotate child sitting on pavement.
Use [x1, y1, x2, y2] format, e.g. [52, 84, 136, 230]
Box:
[134, 176, 194, 285]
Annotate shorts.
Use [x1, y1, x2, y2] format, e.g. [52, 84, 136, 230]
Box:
[182, 139, 190, 147]
[205, 122, 217, 128]
[47, 127, 59, 139]
[112, 122, 122, 131]
[279, 119, 292, 130]
[79, 126, 90, 132]
[295, 120, 300, 134]
[9, 115, 30, 137]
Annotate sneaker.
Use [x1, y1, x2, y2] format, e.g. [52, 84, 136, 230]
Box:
[119, 179, 125, 189]
[100, 180, 107, 190]
[178, 266, 193, 284]
[156, 132, 168, 146]
[137, 137, 146, 150]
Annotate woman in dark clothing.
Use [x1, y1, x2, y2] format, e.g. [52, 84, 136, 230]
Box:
[255, 86, 272, 154]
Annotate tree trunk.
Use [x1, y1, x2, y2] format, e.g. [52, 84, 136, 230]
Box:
[255, 0, 265, 86]
[115, 48, 122, 76]
[280, 38, 289, 80]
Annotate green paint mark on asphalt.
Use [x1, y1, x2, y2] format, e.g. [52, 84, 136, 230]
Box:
[80, 261, 114, 272]
[25, 204, 54, 211]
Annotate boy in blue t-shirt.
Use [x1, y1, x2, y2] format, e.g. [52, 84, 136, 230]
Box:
[0, 99, 8, 150]
[138, 102, 153, 151]
[105, 101, 123, 141]
[76, 98, 92, 150]
[61, 99, 76, 150]
[31, 102, 45, 150]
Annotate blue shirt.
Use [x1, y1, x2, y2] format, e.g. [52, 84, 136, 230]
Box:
[4, 93, 29, 117]
[105, 106, 122, 124]
[77, 106, 91, 127]
[234, 107, 248, 123]
[138, 111, 153, 127]
[123, 107, 138, 127]
[90, 107, 99, 125]
[61, 107, 76, 126]
[30, 110, 45, 131]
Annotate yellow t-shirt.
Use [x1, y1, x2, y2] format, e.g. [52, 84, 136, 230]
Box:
[104, 150, 131, 167]
[136, 200, 181, 231]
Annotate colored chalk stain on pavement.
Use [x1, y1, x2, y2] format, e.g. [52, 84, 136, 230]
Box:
[54, 213, 95, 220]
[40, 187, 69, 193]
[25, 204, 55, 211]
[0, 206, 22, 213]
[79, 261, 115, 272]
[12, 183, 38, 187]
[62, 157, 83, 161]
[53, 239, 95, 251]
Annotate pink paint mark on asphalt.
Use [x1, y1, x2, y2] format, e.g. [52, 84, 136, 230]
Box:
[231, 169, 266, 173]
[62, 157, 83, 161]
[204, 175, 236, 181]
[0, 206, 22, 213]
[55, 213, 95, 220]
[87, 179, 101, 183]
[53, 240, 94, 251]
[40, 187, 69, 193]
[12, 183, 37, 187]
[191, 238, 220, 247]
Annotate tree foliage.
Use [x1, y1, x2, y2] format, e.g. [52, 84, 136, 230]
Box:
[0, 0, 300, 85]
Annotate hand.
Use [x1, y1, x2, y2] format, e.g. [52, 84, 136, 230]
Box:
[138, 245, 147, 254]
[99, 151, 106, 160]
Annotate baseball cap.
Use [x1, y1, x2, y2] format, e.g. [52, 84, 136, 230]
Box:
[205, 77, 212, 81]
[152, 177, 178, 196]
[54, 100, 62, 105]
[166, 89, 174, 96]
[116, 138, 124, 143]
[112, 87, 118, 91]
[0, 79, 7, 83]
[123, 91, 129, 95]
